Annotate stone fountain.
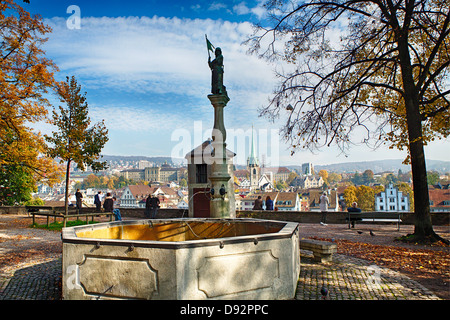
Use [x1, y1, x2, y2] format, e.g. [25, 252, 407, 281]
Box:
[61, 40, 300, 300]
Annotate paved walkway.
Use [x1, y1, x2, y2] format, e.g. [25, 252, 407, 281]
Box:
[0, 253, 441, 300]
[297, 252, 440, 300]
[0, 257, 61, 300]
[0, 215, 447, 300]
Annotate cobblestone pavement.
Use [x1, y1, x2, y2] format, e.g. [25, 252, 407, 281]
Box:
[0, 253, 442, 300]
[297, 252, 441, 300]
[0, 257, 61, 300]
[0, 214, 446, 300]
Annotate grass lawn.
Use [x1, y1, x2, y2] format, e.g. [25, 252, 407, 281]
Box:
[30, 219, 100, 231]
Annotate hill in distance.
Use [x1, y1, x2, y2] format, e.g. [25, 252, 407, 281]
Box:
[294, 159, 450, 174]
[102, 155, 449, 174]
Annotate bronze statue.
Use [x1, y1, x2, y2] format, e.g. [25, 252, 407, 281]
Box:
[207, 37, 227, 96]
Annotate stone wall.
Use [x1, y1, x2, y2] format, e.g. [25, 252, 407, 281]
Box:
[0, 206, 28, 215]
[2, 206, 448, 226]
[115, 208, 449, 226]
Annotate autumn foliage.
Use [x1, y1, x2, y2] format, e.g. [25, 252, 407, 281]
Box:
[0, 0, 63, 203]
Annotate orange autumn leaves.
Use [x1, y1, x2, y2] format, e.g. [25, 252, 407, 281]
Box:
[1, 0, 63, 188]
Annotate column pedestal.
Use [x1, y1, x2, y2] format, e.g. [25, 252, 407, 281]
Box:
[207, 94, 234, 219]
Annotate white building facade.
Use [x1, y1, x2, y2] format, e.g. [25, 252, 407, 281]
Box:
[375, 184, 410, 212]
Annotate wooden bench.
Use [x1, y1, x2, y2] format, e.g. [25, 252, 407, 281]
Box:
[26, 206, 114, 228]
[300, 239, 337, 263]
[346, 212, 402, 230]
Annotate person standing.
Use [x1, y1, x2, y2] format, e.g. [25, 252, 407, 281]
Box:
[145, 195, 152, 219]
[150, 195, 160, 219]
[319, 191, 329, 225]
[75, 189, 83, 214]
[94, 191, 103, 212]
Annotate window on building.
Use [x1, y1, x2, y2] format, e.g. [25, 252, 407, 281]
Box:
[196, 164, 208, 183]
[380, 205, 384, 210]
[401, 206, 406, 210]
[389, 198, 395, 202]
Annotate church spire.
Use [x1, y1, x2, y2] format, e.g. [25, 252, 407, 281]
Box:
[248, 125, 259, 167]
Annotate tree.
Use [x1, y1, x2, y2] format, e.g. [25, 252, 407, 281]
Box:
[0, 0, 63, 193]
[84, 174, 101, 188]
[276, 179, 288, 190]
[45, 76, 109, 214]
[396, 182, 414, 209]
[351, 172, 363, 185]
[343, 185, 358, 207]
[0, 164, 34, 205]
[248, 0, 449, 243]
[327, 172, 342, 185]
[356, 185, 376, 211]
[362, 169, 375, 184]
[318, 169, 328, 183]
[426, 170, 440, 185]
[179, 178, 187, 188]
[287, 171, 298, 185]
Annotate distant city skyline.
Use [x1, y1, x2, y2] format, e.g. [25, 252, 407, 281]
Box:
[26, 1, 450, 166]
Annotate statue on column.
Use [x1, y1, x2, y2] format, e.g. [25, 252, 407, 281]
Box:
[206, 36, 227, 96]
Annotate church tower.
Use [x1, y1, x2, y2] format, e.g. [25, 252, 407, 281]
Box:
[247, 126, 260, 190]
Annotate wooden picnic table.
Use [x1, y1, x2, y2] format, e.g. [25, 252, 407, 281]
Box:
[26, 206, 114, 227]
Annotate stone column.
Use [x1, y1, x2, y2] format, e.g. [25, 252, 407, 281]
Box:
[207, 94, 234, 218]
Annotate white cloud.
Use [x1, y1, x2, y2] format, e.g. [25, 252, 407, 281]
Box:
[233, 2, 250, 15]
[208, 2, 228, 11]
[190, 4, 201, 12]
[39, 14, 449, 163]
[40, 15, 284, 157]
[44, 16, 275, 98]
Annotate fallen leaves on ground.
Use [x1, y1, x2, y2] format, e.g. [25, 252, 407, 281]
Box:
[309, 236, 450, 299]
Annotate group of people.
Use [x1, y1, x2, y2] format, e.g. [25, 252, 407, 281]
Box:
[75, 189, 161, 221]
[145, 195, 160, 219]
[94, 191, 122, 221]
[252, 195, 274, 210]
[75, 189, 122, 221]
[251, 191, 361, 226]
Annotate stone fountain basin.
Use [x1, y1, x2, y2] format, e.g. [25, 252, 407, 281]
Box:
[62, 218, 300, 300]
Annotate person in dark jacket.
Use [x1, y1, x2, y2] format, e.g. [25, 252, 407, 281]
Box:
[150, 196, 160, 219]
[145, 195, 152, 218]
[253, 196, 263, 210]
[103, 194, 121, 221]
[94, 191, 102, 212]
[265, 196, 274, 210]
[75, 189, 83, 214]
[103, 193, 114, 212]
[347, 202, 361, 228]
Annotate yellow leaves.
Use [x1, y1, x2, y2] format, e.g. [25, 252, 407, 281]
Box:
[0, 0, 62, 186]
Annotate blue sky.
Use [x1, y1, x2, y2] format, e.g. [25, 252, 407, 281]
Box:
[25, 0, 450, 167]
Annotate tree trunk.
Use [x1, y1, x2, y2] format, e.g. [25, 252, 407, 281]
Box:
[403, 87, 443, 242]
[397, 33, 444, 243]
[64, 159, 71, 216]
